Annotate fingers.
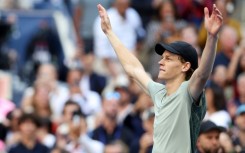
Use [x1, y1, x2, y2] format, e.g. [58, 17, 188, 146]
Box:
[97, 4, 106, 18]
[204, 7, 209, 19]
[216, 14, 223, 22]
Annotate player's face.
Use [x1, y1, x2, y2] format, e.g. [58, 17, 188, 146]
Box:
[158, 51, 185, 81]
[198, 130, 221, 153]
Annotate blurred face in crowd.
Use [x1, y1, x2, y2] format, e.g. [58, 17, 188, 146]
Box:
[220, 26, 238, 52]
[114, 0, 130, 17]
[212, 65, 227, 88]
[235, 113, 245, 132]
[197, 130, 221, 153]
[67, 69, 81, 85]
[159, 1, 175, 21]
[37, 64, 57, 82]
[62, 103, 80, 123]
[33, 80, 50, 109]
[215, 0, 228, 17]
[19, 120, 37, 138]
[181, 26, 198, 46]
[115, 87, 130, 106]
[103, 97, 119, 121]
[67, 69, 82, 94]
[80, 53, 94, 73]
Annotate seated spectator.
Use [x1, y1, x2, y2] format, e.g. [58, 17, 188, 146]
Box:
[92, 92, 134, 148]
[198, 0, 241, 51]
[66, 68, 101, 117]
[114, 78, 133, 124]
[130, 107, 154, 153]
[4, 109, 23, 148]
[180, 24, 201, 65]
[211, 65, 228, 88]
[123, 92, 153, 139]
[232, 104, 245, 152]
[213, 25, 239, 69]
[204, 81, 231, 129]
[36, 117, 56, 149]
[228, 72, 245, 119]
[227, 39, 245, 83]
[21, 63, 69, 120]
[21, 78, 52, 119]
[79, 53, 107, 95]
[196, 120, 226, 153]
[55, 101, 104, 153]
[8, 113, 49, 153]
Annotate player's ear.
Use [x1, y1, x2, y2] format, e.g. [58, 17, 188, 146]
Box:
[182, 62, 191, 72]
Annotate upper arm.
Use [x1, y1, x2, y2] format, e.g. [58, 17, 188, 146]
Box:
[130, 67, 152, 94]
[188, 70, 207, 101]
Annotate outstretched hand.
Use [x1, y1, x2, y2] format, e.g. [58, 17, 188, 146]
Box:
[97, 4, 112, 34]
[204, 4, 223, 36]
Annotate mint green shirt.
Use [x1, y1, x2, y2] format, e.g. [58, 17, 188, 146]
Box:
[148, 80, 206, 153]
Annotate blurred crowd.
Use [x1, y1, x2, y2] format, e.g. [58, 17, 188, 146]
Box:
[0, 0, 245, 153]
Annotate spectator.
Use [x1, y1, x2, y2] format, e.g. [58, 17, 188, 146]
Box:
[21, 63, 69, 120]
[227, 39, 245, 83]
[24, 21, 60, 84]
[130, 107, 154, 153]
[232, 104, 245, 152]
[204, 81, 231, 129]
[213, 25, 239, 69]
[36, 117, 56, 149]
[196, 120, 226, 153]
[8, 113, 49, 153]
[55, 101, 104, 153]
[66, 68, 101, 117]
[180, 24, 201, 65]
[228, 72, 245, 119]
[211, 65, 228, 88]
[73, 0, 113, 53]
[114, 78, 133, 124]
[79, 53, 107, 95]
[123, 92, 153, 139]
[92, 92, 134, 147]
[198, 0, 242, 51]
[93, 0, 143, 77]
[21, 78, 52, 119]
[4, 109, 23, 148]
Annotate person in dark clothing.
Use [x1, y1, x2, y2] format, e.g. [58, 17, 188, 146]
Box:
[8, 113, 49, 153]
[196, 120, 225, 153]
[91, 92, 134, 147]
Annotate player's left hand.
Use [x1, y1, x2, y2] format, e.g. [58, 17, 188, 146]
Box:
[204, 4, 223, 36]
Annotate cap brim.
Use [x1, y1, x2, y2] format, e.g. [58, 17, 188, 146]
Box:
[203, 126, 226, 134]
[155, 43, 180, 55]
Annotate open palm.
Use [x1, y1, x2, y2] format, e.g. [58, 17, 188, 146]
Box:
[97, 4, 112, 34]
[204, 4, 223, 36]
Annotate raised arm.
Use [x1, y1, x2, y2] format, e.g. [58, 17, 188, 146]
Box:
[97, 4, 152, 93]
[189, 4, 223, 101]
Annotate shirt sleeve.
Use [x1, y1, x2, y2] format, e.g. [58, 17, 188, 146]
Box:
[147, 80, 165, 104]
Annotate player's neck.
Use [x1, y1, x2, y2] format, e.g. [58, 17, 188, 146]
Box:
[165, 77, 185, 96]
